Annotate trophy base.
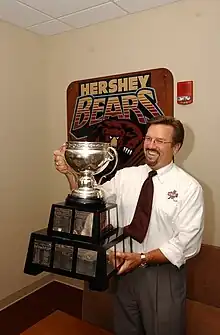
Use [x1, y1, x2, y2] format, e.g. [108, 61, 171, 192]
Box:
[65, 194, 106, 209]
[88, 277, 109, 292]
[24, 227, 127, 292]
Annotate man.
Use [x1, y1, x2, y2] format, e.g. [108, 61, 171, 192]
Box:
[54, 116, 204, 335]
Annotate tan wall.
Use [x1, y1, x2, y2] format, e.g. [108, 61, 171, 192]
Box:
[0, 0, 219, 302]
[0, 21, 51, 301]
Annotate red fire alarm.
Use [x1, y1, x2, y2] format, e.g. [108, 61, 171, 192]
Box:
[177, 81, 193, 105]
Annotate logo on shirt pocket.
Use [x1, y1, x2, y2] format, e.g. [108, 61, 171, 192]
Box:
[167, 190, 178, 202]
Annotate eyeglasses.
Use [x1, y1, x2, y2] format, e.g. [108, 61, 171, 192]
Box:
[143, 136, 172, 145]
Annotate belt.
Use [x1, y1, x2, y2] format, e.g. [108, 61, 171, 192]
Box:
[140, 263, 185, 269]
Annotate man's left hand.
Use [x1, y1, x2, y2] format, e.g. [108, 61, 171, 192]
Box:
[115, 252, 142, 275]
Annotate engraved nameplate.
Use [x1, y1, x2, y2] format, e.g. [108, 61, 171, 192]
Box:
[32, 240, 52, 266]
[53, 207, 73, 233]
[76, 248, 97, 277]
[74, 210, 92, 236]
[53, 244, 74, 271]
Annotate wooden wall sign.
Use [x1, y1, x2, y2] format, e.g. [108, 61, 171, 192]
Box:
[67, 68, 173, 181]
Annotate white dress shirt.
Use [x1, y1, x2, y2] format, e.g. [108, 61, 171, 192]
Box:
[101, 162, 204, 268]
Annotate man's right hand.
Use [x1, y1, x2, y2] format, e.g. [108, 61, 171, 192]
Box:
[53, 143, 73, 175]
[53, 143, 78, 190]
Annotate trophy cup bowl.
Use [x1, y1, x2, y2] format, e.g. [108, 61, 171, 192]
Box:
[64, 141, 118, 207]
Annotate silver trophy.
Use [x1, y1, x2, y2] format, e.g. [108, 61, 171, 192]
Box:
[24, 141, 130, 292]
[65, 141, 118, 205]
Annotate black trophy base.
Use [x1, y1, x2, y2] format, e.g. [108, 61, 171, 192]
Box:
[65, 194, 106, 209]
[88, 277, 109, 292]
[24, 227, 126, 292]
[47, 201, 118, 245]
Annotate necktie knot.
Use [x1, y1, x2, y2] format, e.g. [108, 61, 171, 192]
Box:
[148, 170, 157, 178]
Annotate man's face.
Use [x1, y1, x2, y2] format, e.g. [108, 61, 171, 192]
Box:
[143, 124, 180, 170]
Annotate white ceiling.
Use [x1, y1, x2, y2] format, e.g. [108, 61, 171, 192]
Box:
[0, 0, 181, 36]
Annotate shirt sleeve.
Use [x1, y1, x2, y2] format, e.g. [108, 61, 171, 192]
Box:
[159, 181, 204, 268]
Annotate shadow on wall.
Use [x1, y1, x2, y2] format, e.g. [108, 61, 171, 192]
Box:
[175, 123, 215, 245]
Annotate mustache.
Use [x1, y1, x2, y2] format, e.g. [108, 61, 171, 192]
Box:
[145, 149, 160, 155]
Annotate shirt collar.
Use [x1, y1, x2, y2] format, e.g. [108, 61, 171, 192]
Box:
[145, 161, 174, 184]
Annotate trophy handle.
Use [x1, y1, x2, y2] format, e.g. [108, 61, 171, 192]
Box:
[98, 147, 118, 185]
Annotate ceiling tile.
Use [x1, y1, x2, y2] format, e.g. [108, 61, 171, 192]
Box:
[27, 19, 72, 35]
[114, 0, 180, 14]
[59, 2, 127, 28]
[0, 0, 51, 28]
[18, 0, 110, 18]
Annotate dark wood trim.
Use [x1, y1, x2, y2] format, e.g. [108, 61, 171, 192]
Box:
[0, 281, 82, 335]
[186, 243, 220, 308]
[186, 300, 220, 335]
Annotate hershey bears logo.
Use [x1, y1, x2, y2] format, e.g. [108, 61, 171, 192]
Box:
[67, 72, 169, 181]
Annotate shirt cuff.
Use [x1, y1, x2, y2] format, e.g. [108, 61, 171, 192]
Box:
[159, 242, 185, 268]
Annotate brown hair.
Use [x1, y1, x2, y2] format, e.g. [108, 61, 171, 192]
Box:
[146, 116, 185, 147]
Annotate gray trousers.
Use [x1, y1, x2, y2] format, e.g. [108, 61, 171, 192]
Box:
[114, 264, 186, 335]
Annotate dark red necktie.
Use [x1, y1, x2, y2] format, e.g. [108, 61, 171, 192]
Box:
[124, 170, 157, 243]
